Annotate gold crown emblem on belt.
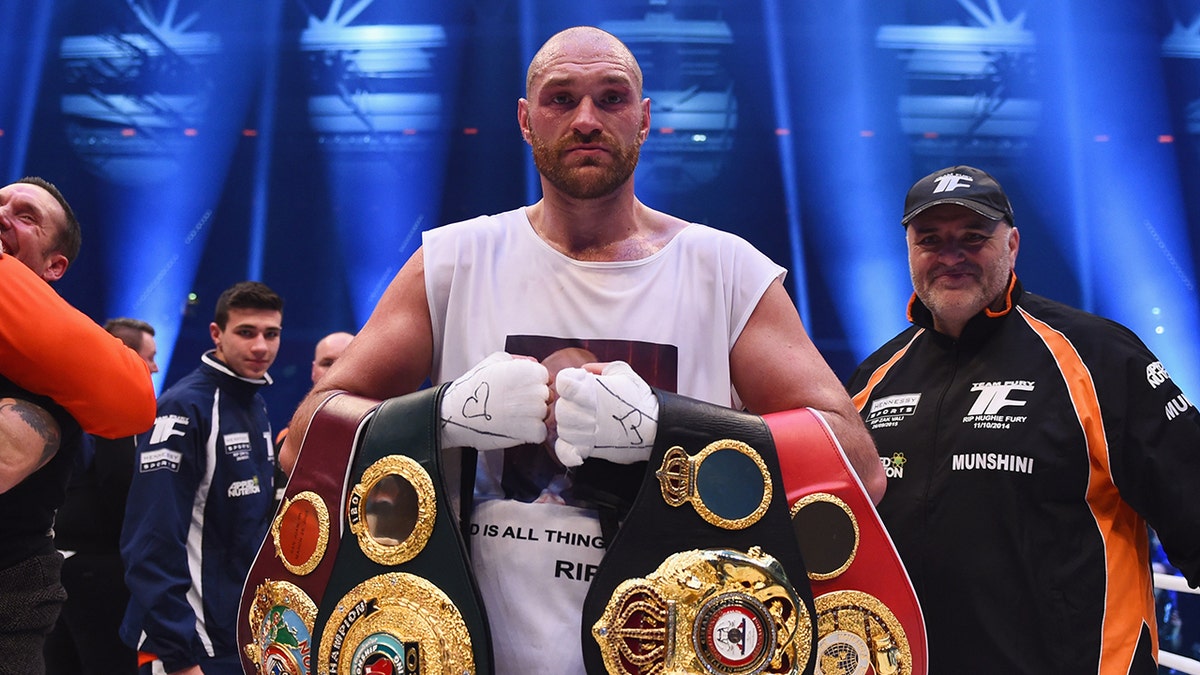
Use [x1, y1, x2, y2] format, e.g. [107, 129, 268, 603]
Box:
[593, 546, 812, 675]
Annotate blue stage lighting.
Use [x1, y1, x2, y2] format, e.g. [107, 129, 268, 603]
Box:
[876, 2, 1039, 158]
[300, 4, 453, 326]
[57, 0, 276, 388]
[602, 10, 737, 196]
[773, 0, 913, 364]
[59, 24, 220, 185]
[0, 1, 54, 181]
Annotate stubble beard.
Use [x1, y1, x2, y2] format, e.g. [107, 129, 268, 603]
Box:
[913, 254, 1013, 327]
[530, 130, 641, 200]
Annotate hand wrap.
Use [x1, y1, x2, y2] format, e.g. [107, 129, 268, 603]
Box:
[553, 361, 658, 467]
[439, 352, 549, 451]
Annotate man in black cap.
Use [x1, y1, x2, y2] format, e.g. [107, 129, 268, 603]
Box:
[846, 165, 1200, 674]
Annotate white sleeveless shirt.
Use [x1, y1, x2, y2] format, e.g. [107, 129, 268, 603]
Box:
[422, 206, 785, 674]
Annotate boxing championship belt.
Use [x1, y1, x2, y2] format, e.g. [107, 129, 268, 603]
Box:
[582, 392, 818, 675]
[311, 386, 491, 675]
[239, 391, 379, 675]
[766, 408, 928, 675]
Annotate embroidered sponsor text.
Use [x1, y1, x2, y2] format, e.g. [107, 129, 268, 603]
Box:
[1147, 361, 1170, 389]
[139, 448, 182, 473]
[951, 452, 1034, 474]
[228, 476, 262, 497]
[1166, 393, 1195, 421]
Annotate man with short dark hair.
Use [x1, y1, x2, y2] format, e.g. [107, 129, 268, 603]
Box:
[847, 165, 1200, 673]
[0, 178, 156, 675]
[46, 317, 159, 675]
[0, 177, 81, 283]
[121, 282, 283, 675]
[103, 318, 159, 374]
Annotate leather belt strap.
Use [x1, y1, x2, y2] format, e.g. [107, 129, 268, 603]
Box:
[238, 391, 379, 675]
[767, 407, 928, 675]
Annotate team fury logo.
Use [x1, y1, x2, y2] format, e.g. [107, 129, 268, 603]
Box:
[963, 380, 1034, 429]
[140, 415, 190, 473]
[930, 172, 975, 193]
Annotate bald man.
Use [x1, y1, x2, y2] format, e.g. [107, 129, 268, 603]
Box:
[310, 331, 354, 384]
[280, 26, 882, 673]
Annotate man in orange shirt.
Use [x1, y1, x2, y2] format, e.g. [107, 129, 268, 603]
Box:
[0, 177, 156, 674]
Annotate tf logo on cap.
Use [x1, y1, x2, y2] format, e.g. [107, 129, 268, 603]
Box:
[902, 165, 1014, 226]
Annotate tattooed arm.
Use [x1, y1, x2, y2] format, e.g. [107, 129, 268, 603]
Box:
[0, 396, 62, 493]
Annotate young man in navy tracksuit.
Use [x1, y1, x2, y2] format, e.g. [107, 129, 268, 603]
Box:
[121, 281, 283, 675]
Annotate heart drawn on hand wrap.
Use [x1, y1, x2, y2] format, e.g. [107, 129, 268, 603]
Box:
[461, 382, 492, 421]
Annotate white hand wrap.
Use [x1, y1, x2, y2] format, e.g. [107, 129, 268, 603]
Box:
[439, 352, 550, 451]
[553, 361, 659, 467]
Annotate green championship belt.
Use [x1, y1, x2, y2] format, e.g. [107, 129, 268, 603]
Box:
[239, 388, 492, 675]
[314, 387, 490, 675]
[582, 391, 818, 675]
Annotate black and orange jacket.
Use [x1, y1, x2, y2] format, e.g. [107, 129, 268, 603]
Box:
[847, 275, 1200, 674]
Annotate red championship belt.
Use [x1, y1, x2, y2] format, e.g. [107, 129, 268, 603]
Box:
[238, 391, 379, 675]
[767, 408, 927, 675]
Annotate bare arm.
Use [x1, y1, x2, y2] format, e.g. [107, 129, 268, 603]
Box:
[0, 397, 62, 493]
[730, 279, 886, 502]
[279, 248, 435, 474]
[0, 255, 156, 438]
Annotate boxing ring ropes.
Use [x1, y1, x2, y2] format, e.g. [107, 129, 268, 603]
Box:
[1156, 572, 1200, 673]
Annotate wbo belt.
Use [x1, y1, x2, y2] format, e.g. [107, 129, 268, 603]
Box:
[239, 387, 492, 675]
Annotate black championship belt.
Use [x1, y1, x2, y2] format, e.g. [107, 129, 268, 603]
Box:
[767, 408, 927, 675]
[582, 392, 818, 675]
[239, 388, 492, 675]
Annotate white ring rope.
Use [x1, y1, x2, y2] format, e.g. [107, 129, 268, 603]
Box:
[1156, 572, 1200, 675]
[1157, 572, 1200, 595]
[1162, 652, 1200, 675]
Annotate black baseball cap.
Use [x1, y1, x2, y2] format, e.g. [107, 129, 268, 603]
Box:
[901, 165, 1014, 226]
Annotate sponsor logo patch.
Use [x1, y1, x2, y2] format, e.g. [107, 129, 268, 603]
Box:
[865, 394, 920, 430]
[1147, 361, 1170, 389]
[140, 448, 182, 473]
[881, 453, 907, 479]
[224, 431, 252, 461]
[229, 476, 263, 498]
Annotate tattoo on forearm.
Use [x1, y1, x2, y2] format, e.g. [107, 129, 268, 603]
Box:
[0, 399, 62, 465]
